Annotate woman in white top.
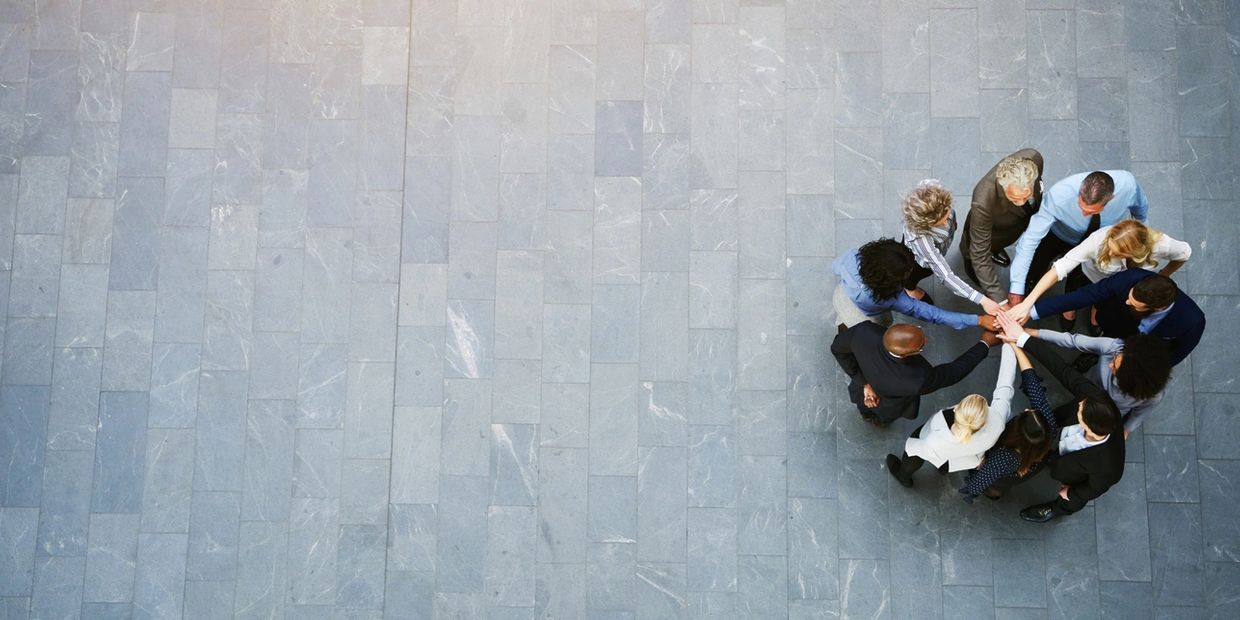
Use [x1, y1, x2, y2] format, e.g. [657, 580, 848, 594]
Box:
[1008, 219, 1191, 324]
[901, 180, 1005, 315]
[885, 346, 1017, 486]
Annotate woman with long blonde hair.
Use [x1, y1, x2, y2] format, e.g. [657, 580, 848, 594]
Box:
[1008, 219, 1191, 324]
[900, 180, 1006, 316]
[886, 346, 1018, 487]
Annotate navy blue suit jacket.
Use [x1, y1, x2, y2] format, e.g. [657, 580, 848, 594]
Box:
[1033, 268, 1205, 366]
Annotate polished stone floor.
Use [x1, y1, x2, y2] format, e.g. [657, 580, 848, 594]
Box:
[0, 0, 1237, 618]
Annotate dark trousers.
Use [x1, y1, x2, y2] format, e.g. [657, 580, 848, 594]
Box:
[892, 418, 950, 481]
[1051, 495, 1089, 515]
[892, 453, 949, 481]
[1025, 233, 1091, 298]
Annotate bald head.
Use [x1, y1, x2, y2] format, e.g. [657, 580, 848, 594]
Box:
[883, 324, 926, 357]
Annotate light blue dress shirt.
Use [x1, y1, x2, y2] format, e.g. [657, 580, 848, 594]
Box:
[1139, 303, 1174, 334]
[1009, 170, 1149, 294]
[832, 250, 979, 330]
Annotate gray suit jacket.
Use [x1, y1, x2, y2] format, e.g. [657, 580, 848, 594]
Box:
[959, 148, 1045, 301]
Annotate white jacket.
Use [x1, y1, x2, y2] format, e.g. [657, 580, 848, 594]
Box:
[904, 346, 1017, 471]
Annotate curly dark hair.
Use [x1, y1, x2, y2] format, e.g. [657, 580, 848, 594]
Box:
[1116, 334, 1173, 400]
[857, 238, 915, 301]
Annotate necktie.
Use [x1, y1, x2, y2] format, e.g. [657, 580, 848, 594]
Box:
[1084, 213, 1101, 239]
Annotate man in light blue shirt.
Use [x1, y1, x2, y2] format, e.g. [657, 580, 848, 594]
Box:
[1007, 171, 1149, 306]
[833, 239, 993, 331]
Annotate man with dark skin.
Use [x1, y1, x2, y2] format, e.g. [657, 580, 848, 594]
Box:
[832, 321, 1003, 426]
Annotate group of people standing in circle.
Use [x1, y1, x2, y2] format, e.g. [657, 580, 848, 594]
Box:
[829, 149, 1206, 523]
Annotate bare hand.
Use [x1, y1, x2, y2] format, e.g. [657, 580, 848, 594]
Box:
[980, 330, 1002, 347]
[977, 314, 1000, 332]
[980, 297, 1004, 316]
[1007, 301, 1032, 325]
[862, 384, 880, 408]
[996, 311, 1025, 343]
[1058, 485, 1070, 501]
[1007, 293, 1024, 307]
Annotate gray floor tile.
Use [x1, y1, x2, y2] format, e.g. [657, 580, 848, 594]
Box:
[0, 508, 39, 596]
[151, 151, 212, 217]
[29, 556, 84, 620]
[82, 514, 138, 603]
[133, 532, 188, 618]
[0, 1, 1233, 616]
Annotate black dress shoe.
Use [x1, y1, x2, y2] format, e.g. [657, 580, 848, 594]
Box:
[1019, 503, 1058, 523]
[991, 250, 1011, 267]
[1072, 353, 1099, 374]
[885, 454, 913, 488]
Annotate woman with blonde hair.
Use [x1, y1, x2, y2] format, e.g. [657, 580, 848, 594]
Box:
[960, 333, 1062, 503]
[886, 345, 1017, 487]
[1007, 219, 1191, 325]
[900, 180, 1005, 316]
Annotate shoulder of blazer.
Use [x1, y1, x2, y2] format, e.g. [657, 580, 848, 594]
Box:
[1164, 292, 1206, 330]
[850, 322, 886, 351]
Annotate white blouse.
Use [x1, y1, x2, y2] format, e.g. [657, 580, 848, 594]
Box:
[1052, 224, 1192, 283]
[904, 346, 1017, 471]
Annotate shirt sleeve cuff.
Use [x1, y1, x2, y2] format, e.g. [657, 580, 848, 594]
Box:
[1029, 306, 1040, 321]
[1016, 332, 1031, 347]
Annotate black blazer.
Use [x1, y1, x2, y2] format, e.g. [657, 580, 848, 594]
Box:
[1032, 268, 1205, 366]
[1024, 339, 1125, 506]
[830, 322, 990, 423]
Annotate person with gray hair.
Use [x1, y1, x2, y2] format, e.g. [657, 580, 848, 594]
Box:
[900, 180, 1004, 316]
[959, 149, 1046, 304]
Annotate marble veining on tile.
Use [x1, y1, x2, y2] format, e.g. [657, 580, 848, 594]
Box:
[0, 1, 1232, 617]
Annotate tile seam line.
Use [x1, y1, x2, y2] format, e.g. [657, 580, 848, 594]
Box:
[380, 6, 421, 605]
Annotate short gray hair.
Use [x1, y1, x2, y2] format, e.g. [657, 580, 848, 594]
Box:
[995, 157, 1039, 191]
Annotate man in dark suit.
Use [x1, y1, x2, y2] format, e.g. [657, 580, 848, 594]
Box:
[1026, 269, 1204, 366]
[961, 149, 1045, 304]
[1010, 331, 1126, 522]
[830, 322, 1001, 426]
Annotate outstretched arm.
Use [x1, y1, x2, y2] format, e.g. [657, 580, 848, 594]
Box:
[891, 293, 985, 330]
[1008, 209, 1056, 295]
[988, 345, 1019, 422]
[907, 231, 987, 306]
[1031, 271, 1133, 320]
[1028, 328, 1123, 357]
[920, 339, 991, 394]
[1010, 268, 1060, 322]
[1022, 337, 1105, 401]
